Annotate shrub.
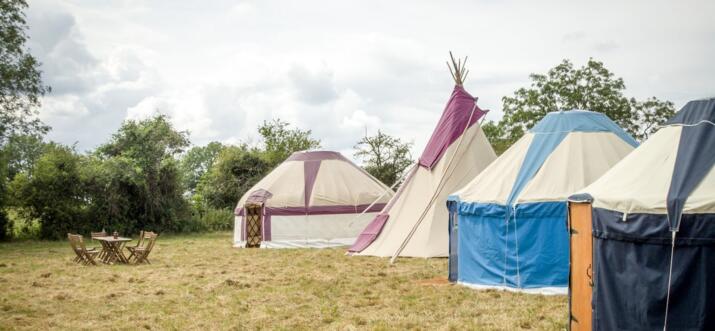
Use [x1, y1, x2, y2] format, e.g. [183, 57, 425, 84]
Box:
[199, 208, 234, 232]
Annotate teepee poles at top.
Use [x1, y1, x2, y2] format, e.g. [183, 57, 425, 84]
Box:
[447, 51, 469, 86]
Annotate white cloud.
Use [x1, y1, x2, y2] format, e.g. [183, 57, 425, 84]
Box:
[25, 0, 715, 158]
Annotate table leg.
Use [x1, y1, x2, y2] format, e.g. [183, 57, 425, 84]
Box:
[116, 242, 129, 264]
[100, 241, 111, 263]
[108, 242, 120, 264]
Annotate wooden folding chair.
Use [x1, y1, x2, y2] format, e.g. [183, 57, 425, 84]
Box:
[69, 233, 83, 264]
[127, 231, 157, 264]
[125, 231, 144, 262]
[68, 234, 100, 265]
[91, 231, 108, 260]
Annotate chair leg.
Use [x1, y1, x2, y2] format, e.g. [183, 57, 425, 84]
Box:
[87, 256, 97, 265]
[126, 250, 135, 262]
[134, 252, 148, 265]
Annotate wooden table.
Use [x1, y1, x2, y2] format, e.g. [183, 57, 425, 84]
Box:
[95, 236, 132, 264]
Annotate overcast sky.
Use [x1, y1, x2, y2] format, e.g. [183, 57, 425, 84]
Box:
[26, 0, 715, 159]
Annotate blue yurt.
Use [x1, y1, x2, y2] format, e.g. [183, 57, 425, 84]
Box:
[447, 110, 638, 294]
[569, 98, 715, 330]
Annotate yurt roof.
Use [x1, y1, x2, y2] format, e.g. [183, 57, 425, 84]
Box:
[577, 98, 715, 227]
[235, 150, 393, 211]
[451, 110, 637, 205]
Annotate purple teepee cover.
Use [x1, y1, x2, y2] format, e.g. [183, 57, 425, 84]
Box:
[349, 85, 484, 253]
[418, 86, 485, 169]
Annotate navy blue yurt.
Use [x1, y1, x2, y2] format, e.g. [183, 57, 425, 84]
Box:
[568, 98, 715, 330]
[448, 110, 638, 294]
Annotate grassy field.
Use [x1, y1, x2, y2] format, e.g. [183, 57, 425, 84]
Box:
[0, 232, 567, 330]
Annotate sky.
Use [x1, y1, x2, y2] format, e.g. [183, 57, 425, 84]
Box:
[26, 0, 715, 160]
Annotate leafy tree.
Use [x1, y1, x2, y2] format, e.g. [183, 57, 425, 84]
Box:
[487, 58, 675, 153]
[179, 141, 224, 193]
[9, 144, 88, 239]
[480, 121, 512, 156]
[0, 151, 9, 240]
[0, 134, 47, 239]
[0, 0, 50, 144]
[80, 155, 142, 234]
[96, 115, 190, 233]
[258, 119, 321, 167]
[354, 130, 413, 187]
[195, 145, 268, 211]
[1, 134, 45, 179]
[0, 0, 50, 240]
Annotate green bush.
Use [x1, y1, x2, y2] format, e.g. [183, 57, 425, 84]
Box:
[172, 208, 234, 234]
[199, 208, 234, 231]
[9, 144, 90, 239]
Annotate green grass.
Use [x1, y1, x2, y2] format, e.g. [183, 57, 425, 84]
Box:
[0, 232, 567, 330]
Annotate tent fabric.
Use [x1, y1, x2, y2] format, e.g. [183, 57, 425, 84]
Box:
[591, 209, 715, 330]
[457, 202, 569, 290]
[450, 110, 637, 292]
[574, 98, 715, 330]
[505, 129, 568, 206]
[451, 133, 635, 206]
[418, 86, 484, 169]
[449, 134, 534, 205]
[530, 110, 638, 147]
[586, 109, 715, 216]
[517, 132, 635, 203]
[510, 110, 636, 205]
[233, 150, 394, 247]
[349, 164, 418, 253]
[349, 85, 497, 258]
[665, 98, 715, 230]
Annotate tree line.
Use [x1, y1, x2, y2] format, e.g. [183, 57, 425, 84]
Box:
[0, 0, 675, 240]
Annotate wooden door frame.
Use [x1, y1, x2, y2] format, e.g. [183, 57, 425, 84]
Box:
[568, 201, 593, 331]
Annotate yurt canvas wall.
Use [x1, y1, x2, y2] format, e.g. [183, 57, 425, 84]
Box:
[568, 98, 715, 331]
[449, 110, 638, 294]
[234, 151, 394, 248]
[348, 85, 497, 258]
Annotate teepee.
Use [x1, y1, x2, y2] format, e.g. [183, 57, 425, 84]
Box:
[234, 150, 394, 248]
[349, 54, 497, 259]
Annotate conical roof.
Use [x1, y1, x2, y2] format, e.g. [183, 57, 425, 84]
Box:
[452, 110, 638, 205]
[579, 98, 715, 229]
[235, 150, 393, 213]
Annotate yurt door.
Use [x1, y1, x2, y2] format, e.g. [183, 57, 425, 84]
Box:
[245, 204, 263, 248]
[568, 201, 593, 331]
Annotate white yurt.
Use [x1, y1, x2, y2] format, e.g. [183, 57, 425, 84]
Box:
[234, 150, 394, 248]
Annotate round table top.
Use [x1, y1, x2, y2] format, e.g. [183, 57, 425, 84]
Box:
[95, 236, 132, 242]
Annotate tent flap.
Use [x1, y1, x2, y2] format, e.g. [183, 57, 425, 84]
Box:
[418, 85, 485, 169]
[348, 213, 390, 252]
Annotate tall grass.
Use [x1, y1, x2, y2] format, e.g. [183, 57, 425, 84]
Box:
[0, 232, 568, 330]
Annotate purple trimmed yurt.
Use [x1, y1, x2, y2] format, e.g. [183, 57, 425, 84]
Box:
[234, 151, 394, 248]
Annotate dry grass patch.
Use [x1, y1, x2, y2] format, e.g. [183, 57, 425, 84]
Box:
[0, 232, 567, 330]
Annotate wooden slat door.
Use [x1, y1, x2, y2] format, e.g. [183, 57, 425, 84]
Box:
[245, 204, 263, 248]
[569, 201, 593, 331]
